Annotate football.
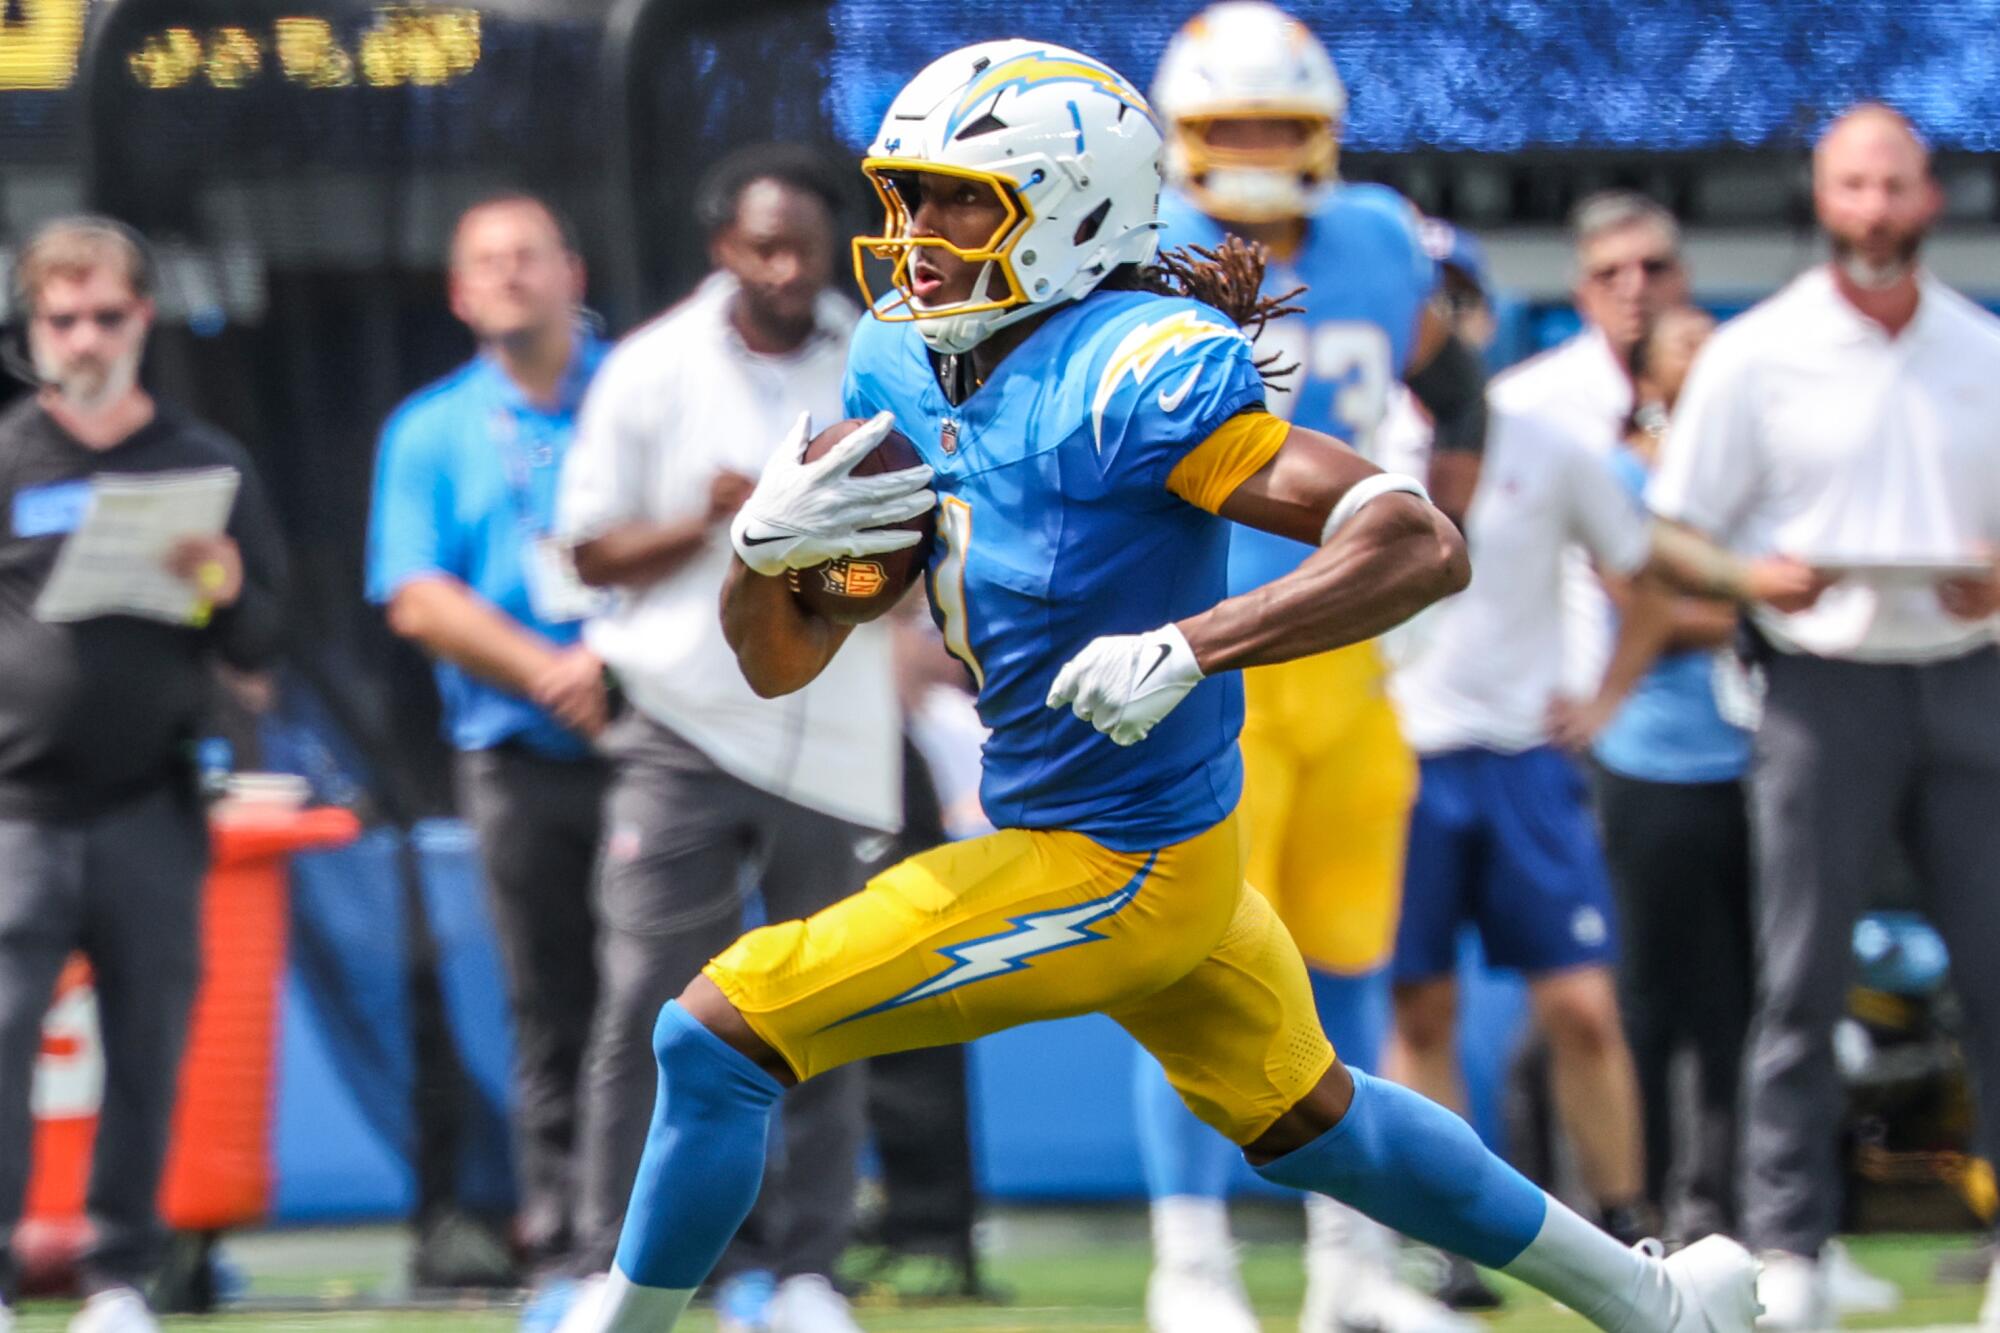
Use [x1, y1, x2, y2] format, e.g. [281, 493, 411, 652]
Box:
[788, 418, 934, 625]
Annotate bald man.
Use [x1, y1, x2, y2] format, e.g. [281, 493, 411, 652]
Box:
[1649, 104, 2000, 1329]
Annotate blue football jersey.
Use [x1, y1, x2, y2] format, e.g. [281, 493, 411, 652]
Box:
[842, 289, 1268, 852]
[1158, 184, 1436, 595]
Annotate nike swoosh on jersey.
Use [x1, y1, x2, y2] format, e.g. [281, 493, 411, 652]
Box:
[1156, 365, 1204, 414]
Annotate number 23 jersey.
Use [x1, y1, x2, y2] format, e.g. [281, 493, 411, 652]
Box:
[1157, 184, 1435, 596]
[842, 288, 1280, 852]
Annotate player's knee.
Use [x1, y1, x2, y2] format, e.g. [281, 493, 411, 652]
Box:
[663, 974, 796, 1086]
[1392, 980, 1457, 1052]
[1244, 1059, 1356, 1165]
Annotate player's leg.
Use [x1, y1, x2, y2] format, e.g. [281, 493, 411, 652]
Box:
[1119, 880, 1758, 1333]
[564, 819, 1245, 1332]
[1476, 747, 1646, 1240]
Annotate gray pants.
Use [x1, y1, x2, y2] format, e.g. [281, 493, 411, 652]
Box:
[0, 783, 207, 1300]
[1744, 647, 2000, 1255]
[574, 712, 871, 1281]
[456, 746, 606, 1268]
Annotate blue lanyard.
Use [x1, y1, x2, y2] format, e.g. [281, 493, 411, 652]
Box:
[490, 403, 558, 539]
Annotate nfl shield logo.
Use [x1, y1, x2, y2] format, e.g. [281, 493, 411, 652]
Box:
[940, 420, 960, 455]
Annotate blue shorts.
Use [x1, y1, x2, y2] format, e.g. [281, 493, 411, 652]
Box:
[1392, 746, 1618, 984]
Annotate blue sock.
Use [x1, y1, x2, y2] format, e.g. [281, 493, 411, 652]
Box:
[1255, 1068, 1546, 1269]
[1133, 1049, 1236, 1199]
[1309, 966, 1390, 1073]
[612, 1002, 783, 1290]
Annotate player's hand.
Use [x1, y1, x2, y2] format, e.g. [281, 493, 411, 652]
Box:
[1743, 555, 1830, 613]
[532, 644, 609, 738]
[1047, 624, 1205, 747]
[164, 534, 244, 609]
[730, 411, 936, 577]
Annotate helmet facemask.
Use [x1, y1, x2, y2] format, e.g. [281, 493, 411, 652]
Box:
[848, 158, 1032, 352]
[1170, 110, 1338, 224]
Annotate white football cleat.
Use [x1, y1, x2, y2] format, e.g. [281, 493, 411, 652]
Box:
[0, 1296, 15, 1333]
[67, 1288, 161, 1333]
[1148, 1257, 1262, 1333]
[1821, 1240, 1898, 1315]
[1637, 1235, 1763, 1333]
[1976, 1253, 2000, 1331]
[767, 1275, 864, 1333]
[1310, 1264, 1483, 1333]
[1754, 1250, 1828, 1331]
[550, 1273, 609, 1333]
[1301, 1199, 1477, 1333]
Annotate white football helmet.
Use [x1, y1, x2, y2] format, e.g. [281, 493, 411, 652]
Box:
[855, 39, 1165, 355]
[1151, 1, 1347, 223]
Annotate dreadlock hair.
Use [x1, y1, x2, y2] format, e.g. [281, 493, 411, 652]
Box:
[1101, 235, 1307, 388]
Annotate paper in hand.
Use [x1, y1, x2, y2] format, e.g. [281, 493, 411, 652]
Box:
[34, 467, 241, 625]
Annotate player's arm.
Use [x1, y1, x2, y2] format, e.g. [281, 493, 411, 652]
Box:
[1050, 416, 1465, 747]
[1182, 423, 1467, 672]
[1403, 301, 1487, 524]
[719, 411, 934, 698]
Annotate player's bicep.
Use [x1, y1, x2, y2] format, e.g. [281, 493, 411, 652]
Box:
[1213, 423, 1388, 545]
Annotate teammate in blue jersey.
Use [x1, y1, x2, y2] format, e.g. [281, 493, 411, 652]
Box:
[551, 38, 1759, 1333]
[1133, 8, 1495, 1331]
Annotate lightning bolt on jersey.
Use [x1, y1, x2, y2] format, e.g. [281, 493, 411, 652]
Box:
[842, 289, 1268, 851]
[1157, 184, 1436, 596]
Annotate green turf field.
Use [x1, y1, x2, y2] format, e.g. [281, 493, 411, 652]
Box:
[8, 1222, 1990, 1331]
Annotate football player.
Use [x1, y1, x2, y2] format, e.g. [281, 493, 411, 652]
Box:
[551, 38, 1774, 1333]
[1135, 7, 1492, 1331]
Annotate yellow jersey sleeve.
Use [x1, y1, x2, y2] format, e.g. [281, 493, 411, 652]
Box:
[1164, 410, 1291, 515]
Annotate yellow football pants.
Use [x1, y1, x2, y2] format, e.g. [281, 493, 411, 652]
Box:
[704, 810, 1334, 1145]
[1238, 643, 1420, 975]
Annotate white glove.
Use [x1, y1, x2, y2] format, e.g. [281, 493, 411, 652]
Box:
[1046, 623, 1205, 746]
[729, 410, 937, 577]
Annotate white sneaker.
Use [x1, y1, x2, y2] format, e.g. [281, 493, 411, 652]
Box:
[1821, 1241, 1898, 1315]
[1319, 1265, 1483, 1333]
[1148, 1258, 1261, 1333]
[550, 1273, 609, 1333]
[1630, 1235, 1762, 1333]
[767, 1275, 863, 1333]
[1301, 1199, 1476, 1333]
[1754, 1250, 1827, 1331]
[67, 1288, 161, 1333]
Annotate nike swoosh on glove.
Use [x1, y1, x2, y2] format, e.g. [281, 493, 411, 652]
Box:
[730, 410, 937, 577]
[1045, 623, 1205, 746]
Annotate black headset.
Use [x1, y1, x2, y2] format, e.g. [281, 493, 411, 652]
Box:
[3, 214, 159, 387]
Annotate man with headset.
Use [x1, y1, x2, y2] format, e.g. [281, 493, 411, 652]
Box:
[0, 216, 287, 1333]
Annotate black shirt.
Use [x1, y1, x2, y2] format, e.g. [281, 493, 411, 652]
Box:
[0, 398, 287, 818]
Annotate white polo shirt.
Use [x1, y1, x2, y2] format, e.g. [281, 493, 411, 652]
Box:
[1392, 404, 1652, 755]
[1650, 267, 2000, 663]
[1491, 326, 1635, 697]
[558, 273, 903, 831]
